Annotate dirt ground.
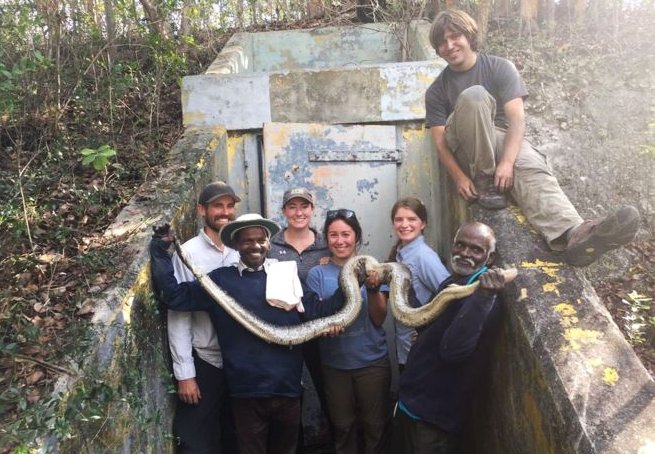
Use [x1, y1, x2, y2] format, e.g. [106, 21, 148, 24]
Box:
[486, 12, 655, 375]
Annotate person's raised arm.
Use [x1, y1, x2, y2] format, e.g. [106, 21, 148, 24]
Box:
[432, 125, 478, 201]
[150, 226, 214, 312]
[495, 97, 525, 192]
[439, 268, 506, 362]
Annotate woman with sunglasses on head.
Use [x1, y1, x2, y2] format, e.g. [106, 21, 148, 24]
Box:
[387, 197, 450, 372]
[306, 209, 392, 454]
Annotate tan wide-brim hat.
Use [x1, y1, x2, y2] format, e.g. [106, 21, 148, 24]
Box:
[220, 213, 281, 249]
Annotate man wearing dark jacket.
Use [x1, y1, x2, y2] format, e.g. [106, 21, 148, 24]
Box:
[392, 221, 507, 453]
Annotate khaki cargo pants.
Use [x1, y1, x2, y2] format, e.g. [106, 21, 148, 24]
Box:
[444, 85, 583, 250]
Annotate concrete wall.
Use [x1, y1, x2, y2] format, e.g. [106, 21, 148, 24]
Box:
[182, 60, 443, 130]
[466, 205, 655, 454]
[183, 20, 446, 130]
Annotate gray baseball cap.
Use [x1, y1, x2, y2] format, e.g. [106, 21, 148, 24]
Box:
[282, 187, 314, 207]
[198, 181, 241, 205]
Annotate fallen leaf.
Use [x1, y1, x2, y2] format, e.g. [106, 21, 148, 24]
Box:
[26, 369, 45, 385]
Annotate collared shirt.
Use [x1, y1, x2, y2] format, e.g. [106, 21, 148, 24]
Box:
[168, 229, 239, 380]
[237, 257, 276, 276]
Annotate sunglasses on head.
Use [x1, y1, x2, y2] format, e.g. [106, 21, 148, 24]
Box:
[326, 209, 356, 220]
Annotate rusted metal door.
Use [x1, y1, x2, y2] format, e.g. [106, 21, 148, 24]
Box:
[262, 122, 400, 260]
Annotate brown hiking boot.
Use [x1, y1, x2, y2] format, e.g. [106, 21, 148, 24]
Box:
[473, 173, 507, 210]
[563, 205, 640, 266]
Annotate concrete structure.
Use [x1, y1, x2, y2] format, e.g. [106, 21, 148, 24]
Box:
[51, 20, 654, 453]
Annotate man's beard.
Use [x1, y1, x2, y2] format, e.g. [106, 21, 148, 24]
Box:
[450, 254, 485, 276]
[206, 216, 232, 233]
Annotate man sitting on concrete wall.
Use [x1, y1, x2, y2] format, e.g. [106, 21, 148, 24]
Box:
[167, 181, 240, 453]
[426, 9, 639, 266]
[392, 221, 506, 453]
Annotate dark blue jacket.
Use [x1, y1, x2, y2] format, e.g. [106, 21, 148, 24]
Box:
[398, 274, 503, 433]
[150, 238, 344, 399]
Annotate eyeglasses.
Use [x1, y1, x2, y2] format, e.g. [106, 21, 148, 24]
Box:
[326, 209, 356, 221]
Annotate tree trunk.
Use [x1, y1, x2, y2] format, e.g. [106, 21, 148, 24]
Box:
[179, 0, 193, 36]
[104, 0, 115, 54]
[477, 0, 491, 47]
[520, 0, 539, 36]
[138, 0, 171, 38]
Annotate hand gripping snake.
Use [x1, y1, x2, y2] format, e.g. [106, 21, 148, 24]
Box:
[173, 240, 517, 346]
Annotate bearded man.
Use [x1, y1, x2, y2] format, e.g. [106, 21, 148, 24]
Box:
[168, 181, 241, 453]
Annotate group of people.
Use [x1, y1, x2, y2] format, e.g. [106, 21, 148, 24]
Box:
[150, 8, 640, 454]
[151, 183, 500, 454]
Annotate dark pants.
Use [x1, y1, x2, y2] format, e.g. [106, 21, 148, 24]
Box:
[391, 409, 457, 454]
[232, 396, 302, 454]
[172, 355, 238, 454]
[322, 358, 392, 454]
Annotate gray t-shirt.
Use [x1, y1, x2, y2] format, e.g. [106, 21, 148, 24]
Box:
[425, 53, 528, 128]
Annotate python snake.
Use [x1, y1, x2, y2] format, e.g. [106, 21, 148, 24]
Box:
[174, 240, 517, 345]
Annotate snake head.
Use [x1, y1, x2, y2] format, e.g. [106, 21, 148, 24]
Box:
[152, 223, 175, 243]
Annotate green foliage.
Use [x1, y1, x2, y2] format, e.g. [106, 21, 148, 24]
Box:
[79, 145, 117, 171]
[621, 291, 654, 344]
[0, 51, 51, 116]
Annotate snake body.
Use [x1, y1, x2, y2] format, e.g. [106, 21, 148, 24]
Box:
[174, 241, 517, 345]
[175, 240, 367, 346]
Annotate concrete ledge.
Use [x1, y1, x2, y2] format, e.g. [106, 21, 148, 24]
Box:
[468, 204, 655, 453]
[183, 61, 441, 129]
[54, 127, 229, 452]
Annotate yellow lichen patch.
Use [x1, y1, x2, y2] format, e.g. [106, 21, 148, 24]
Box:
[227, 135, 244, 173]
[402, 128, 426, 144]
[554, 303, 578, 327]
[559, 315, 579, 327]
[602, 367, 619, 386]
[265, 126, 291, 151]
[207, 138, 219, 151]
[182, 111, 206, 125]
[520, 259, 561, 278]
[562, 328, 603, 351]
[416, 71, 434, 85]
[542, 282, 560, 296]
[521, 259, 565, 295]
[554, 303, 576, 316]
[507, 205, 527, 224]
